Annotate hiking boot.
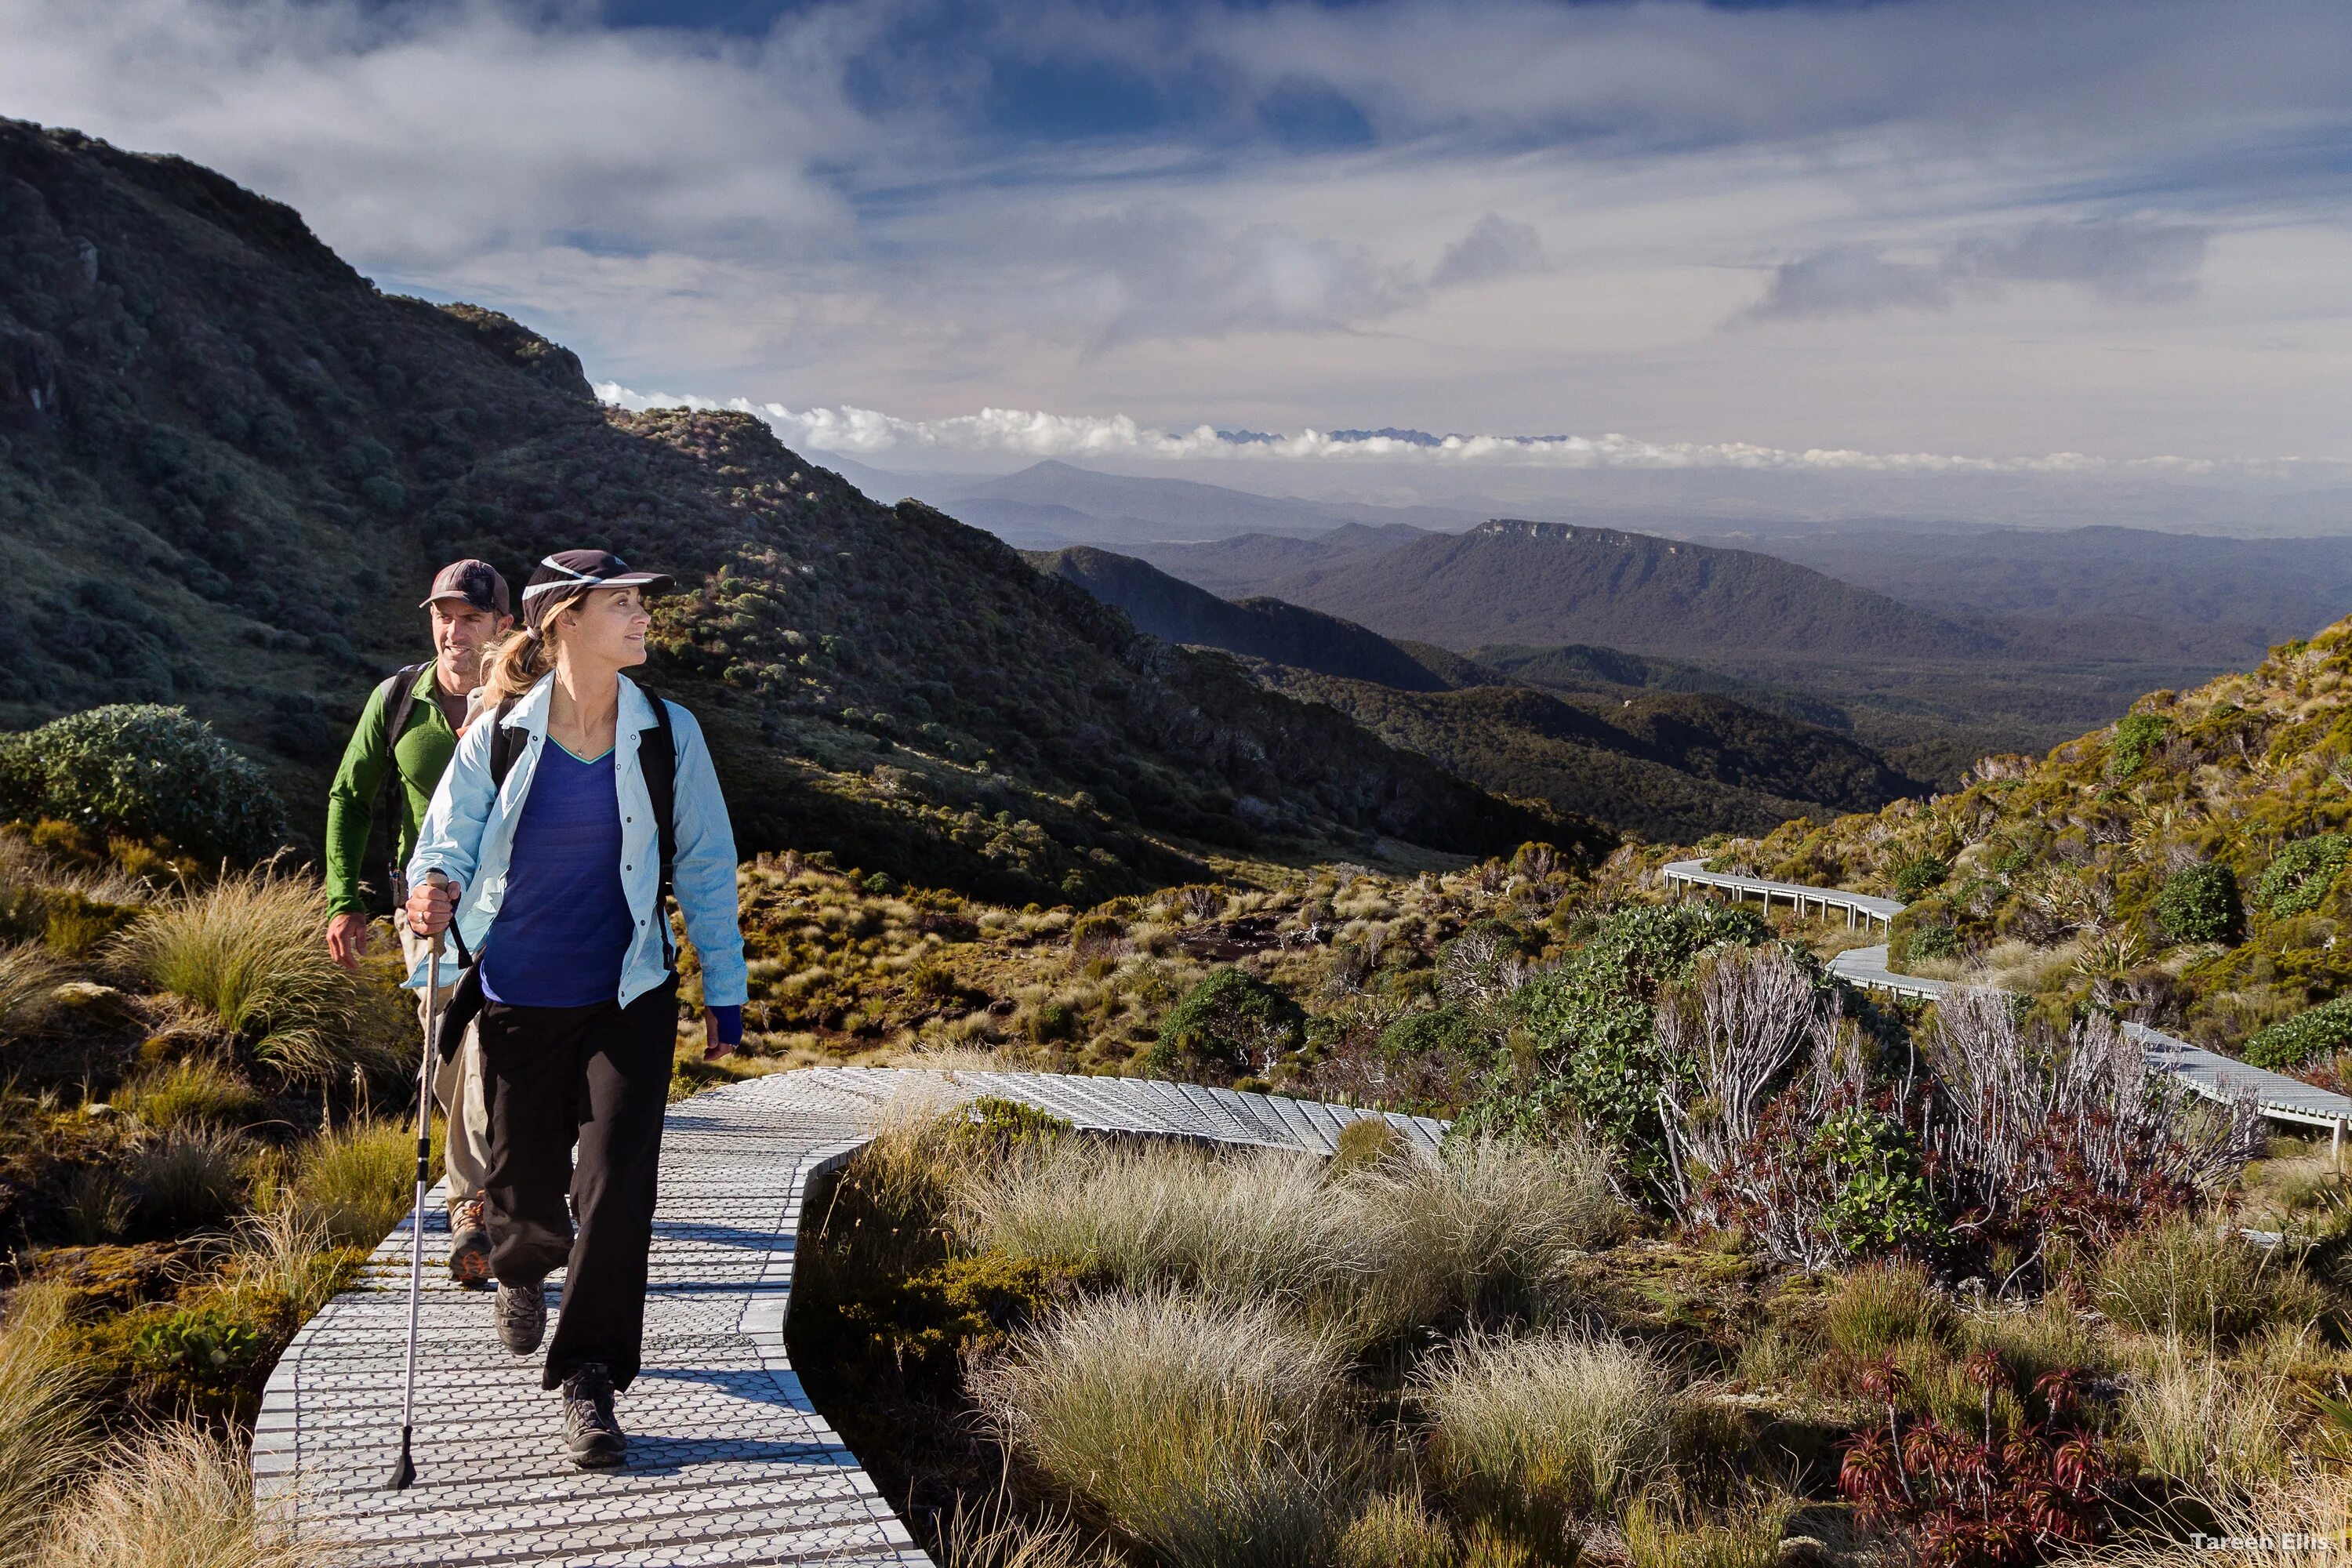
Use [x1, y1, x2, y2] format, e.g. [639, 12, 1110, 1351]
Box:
[494, 1279, 545, 1356]
[447, 1198, 491, 1288]
[560, 1363, 626, 1468]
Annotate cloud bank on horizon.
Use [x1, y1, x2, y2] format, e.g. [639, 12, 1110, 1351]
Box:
[4, 0, 2350, 470]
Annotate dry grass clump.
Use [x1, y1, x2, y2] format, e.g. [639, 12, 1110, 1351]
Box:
[281, 1116, 425, 1249]
[120, 1055, 264, 1130]
[1621, 1485, 1795, 1568]
[973, 1290, 1358, 1568]
[111, 868, 402, 1082]
[30, 1424, 325, 1568]
[1337, 1490, 1457, 1568]
[936, 1496, 1126, 1568]
[0, 1282, 96, 1568]
[1415, 1328, 1675, 1537]
[2092, 1217, 2330, 1344]
[2118, 1334, 2296, 1497]
[960, 1140, 1366, 1310]
[0, 942, 64, 1043]
[1820, 1259, 1951, 1358]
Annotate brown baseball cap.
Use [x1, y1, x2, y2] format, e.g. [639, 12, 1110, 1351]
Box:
[419, 559, 511, 616]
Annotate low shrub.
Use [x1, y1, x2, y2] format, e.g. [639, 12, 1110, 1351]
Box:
[1891, 855, 1949, 902]
[2109, 711, 2171, 777]
[120, 1057, 264, 1130]
[1329, 1116, 1410, 1179]
[974, 1290, 1359, 1568]
[2257, 833, 2350, 920]
[2154, 862, 2243, 946]
[1416, 1329, 1675, 1537]
[1822, 1260, 1951, 1359]
[29, 1421, 325, 1568]
[1148, 967, 1305, 1081]
[830, 1250, 1069, 1383]
[0, 706, 289, 866]
[2245, 996, 2352, 1070]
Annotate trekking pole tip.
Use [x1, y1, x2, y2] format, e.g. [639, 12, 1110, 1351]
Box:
[383, 1428, 416, 1491]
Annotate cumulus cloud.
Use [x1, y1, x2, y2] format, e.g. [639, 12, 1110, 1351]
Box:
[596, 383, 2338, 479]
[1431, 213, 1547, 288]
[1747, 220, 2212, 320]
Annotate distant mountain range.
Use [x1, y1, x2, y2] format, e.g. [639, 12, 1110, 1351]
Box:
[1027, 545, 1929, 839]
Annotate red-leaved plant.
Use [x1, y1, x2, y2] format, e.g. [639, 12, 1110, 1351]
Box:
[1838, 1353, 2113, 1566]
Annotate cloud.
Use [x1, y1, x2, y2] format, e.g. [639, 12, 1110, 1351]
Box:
[1431, 212, 1547, 289]
[595, 383, 2339, 480]
[1747, 220, 2212, 320]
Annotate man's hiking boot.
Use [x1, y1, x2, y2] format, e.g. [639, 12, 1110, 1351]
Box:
[560, 1363, 626, 1468]
[494, 1279, 546, 1356]
[447, 1198, 491, 1288]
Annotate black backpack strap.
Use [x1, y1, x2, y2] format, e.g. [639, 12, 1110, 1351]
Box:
[375, 662, 430, 899]
[487, 695, 526, 789]
[637, 691, 679, 965]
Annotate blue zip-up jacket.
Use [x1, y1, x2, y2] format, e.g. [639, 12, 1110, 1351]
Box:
[405, 673, 747, 1011]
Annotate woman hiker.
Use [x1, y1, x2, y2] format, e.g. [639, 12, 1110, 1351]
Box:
[403, 549, 748, 1469]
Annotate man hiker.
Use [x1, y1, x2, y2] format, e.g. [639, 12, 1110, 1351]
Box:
[325, 559, 514, 1285]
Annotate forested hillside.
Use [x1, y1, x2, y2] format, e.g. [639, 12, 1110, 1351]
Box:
[0, 117, 1581, 902]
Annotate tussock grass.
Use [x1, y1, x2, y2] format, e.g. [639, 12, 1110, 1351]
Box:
[31, 1425, 325, 1568]
[130, 1124, 250, 1234]
[2119, 1334, 2295, 1497]
[0, 1282, 96, 1568]
[1958, 1295, 2106, 1385]
[972, 1290, 1358, 1568]
[937, 1497, 1125, 1568]
[2093, 1217, 2328, 1345]
[226, 1206, 360, 1321]
[1337, 1490, 1457, 1568]
[120, 1056, 264, 1130]
[1416, 1328, 1675, 1534]
[111, 868, 403, 1082]
[60, 1164, 134, 1244]
[0, 942, 63, 1043]
[285, 1117, 427, 1249]
[961, 1139, 1364, 1310]
[1821, 1260, 1951, 1357]
[1622, 1485, 1794, 1568]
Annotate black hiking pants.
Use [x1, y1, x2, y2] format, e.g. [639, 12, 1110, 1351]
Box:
[477, 976, 676, 1391]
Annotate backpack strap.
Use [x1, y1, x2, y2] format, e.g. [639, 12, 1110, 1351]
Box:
[375, 662, 431, 899]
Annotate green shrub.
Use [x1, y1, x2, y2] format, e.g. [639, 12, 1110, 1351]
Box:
[1810, 1111, 1949, 1257]
[2245, 996, 2352, 1070]
[1889, 909, 1962, 964]
[0, 706, 288, 865]
[830, 1250, 1067, 1381]
[2257, 834, 2350, 920]
[1375, 1005, 1489, 1068]
[973, 1290, 1359, 1568]
[1891, 855, 1949, 902]
[2154, 862, 2243, 946]
[2109, 712, 2172, 778]
[1151, 967, 1305, 1080]
[1822, 1260, 1951, 1357]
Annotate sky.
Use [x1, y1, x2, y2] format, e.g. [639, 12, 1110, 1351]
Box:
[5, 0, 2352, 494]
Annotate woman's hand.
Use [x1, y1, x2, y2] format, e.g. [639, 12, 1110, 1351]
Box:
[702, 1010, 734, 1061]
[405, 877, 458, 938]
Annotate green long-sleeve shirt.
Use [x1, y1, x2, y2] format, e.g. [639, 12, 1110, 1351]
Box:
[324, 665, 459, 916]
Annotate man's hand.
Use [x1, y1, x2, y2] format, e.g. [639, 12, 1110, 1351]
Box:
[405, 877, 457, 938]
[702, 1009, 735, 1062]
[326, 913, 371, 971]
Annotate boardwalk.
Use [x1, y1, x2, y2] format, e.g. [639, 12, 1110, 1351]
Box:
[1664, 858, 2352, 1138]
[252, 1068, 1441, 1566]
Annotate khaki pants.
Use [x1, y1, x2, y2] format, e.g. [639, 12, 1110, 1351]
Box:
[401, 927, 491, 1210]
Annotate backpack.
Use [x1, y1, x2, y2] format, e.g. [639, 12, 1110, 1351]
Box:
[371, 662, 433, 902]
[431, 688, 679, 1060]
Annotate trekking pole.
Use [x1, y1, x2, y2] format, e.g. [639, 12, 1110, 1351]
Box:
[385, 872, 447, 1491]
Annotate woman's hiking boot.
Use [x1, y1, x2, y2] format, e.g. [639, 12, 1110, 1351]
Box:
[494, 1279, 546, 1355]
[560, 1363, 626, 1468]
[447, 1197, 491, 1288]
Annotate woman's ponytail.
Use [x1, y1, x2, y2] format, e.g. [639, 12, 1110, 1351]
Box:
[479, 622, 552, 707]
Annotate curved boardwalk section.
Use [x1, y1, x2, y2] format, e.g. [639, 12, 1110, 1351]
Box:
[1664, 858, 2352, 1135]
[253, 1068, 1440, 1566]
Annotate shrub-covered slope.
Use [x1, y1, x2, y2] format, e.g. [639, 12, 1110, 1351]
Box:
[0, 117, 1577, 901]
[1697, 616, 2352, 1059]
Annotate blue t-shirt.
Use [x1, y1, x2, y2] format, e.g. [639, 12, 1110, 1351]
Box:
[481, 742, 635, 1008]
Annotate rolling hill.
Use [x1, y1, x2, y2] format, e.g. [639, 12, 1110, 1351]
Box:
[1028, 545, 1929, 839]
[0, 116, 1586, 901]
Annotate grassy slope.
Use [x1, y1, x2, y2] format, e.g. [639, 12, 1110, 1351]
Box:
[0, 118, 1581, 902]
[1698, 616, 2352, 1054]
